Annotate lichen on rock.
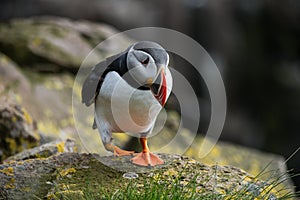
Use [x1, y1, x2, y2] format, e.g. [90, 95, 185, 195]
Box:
[0, 17, 132, 71]
[0, 96, 40, 162]
[4, 139, 76, 162]
[0, 153, 290, 200]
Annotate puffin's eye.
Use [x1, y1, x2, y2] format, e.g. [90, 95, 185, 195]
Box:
[141, 57, 149, 66]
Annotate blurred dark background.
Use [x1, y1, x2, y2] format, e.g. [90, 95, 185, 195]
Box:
[1, 0, 300, 190]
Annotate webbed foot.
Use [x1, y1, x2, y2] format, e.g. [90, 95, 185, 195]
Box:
[104, 144, 134, 156]
[113, 146, 135, 156]
[131, 152, 164, 166]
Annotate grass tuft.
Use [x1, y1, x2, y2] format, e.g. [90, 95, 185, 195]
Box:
[50, 163, 299, 200]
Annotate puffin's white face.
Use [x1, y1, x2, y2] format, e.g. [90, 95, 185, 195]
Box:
[127, 48, 158, 86]
[126, 42, 169, 106]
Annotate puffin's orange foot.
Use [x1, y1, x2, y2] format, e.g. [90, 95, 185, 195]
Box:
[131, 152, 164, 166]
[113, 146, 135, 156]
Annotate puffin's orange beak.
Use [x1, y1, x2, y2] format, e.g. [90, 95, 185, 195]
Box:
[150, 69, 167, 107]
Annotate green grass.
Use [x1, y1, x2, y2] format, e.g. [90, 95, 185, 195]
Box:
[49, 163, 299, 200]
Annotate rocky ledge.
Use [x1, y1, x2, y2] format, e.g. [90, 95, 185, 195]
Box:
[0, 152, 287, 200]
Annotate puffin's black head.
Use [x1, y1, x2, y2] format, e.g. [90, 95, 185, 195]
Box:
[126, 41, 169, 106]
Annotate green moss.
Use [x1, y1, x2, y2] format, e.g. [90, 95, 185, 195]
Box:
[43, 155, 276, 199]
[47, 190, 84, 200]
[1, 153, 296, 199]
[48, 26, 67, 38]
[0, 22, 39, 64]
[33, 36, 76, 66]
[45, 157, 124, 198]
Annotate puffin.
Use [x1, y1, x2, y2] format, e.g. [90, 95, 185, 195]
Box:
[82, 41, 172, 166]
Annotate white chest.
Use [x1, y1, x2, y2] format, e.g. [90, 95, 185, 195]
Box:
[95, 71, 162, 133]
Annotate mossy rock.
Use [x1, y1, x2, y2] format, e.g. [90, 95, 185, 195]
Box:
[0, 16, 133, 141]
[0, 16, 132, 71]
[0, 153, 292, 200]
[103, 111, 295, 192]
[0, 18, 101, 70]
[4, 139, 76, 162]
[0, 97, 40, 162]
[1, 56, 76, 155]
[0, 52, 77, 141]
[0, 52, 31, 97]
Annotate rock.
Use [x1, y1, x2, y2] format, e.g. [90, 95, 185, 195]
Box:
[0, 153, 288, 200]
[107, 111, 294, 193]
[0, 17, 133, 143]
[75, 109, 295, 191]
[33, 16, 134, 52]
[188, 136, 288, 178]
[4, 139, 76, 162]
[0, 52, 77, 142]
[0, 17, 296, 197]
[0, 96, 40, 162]
[0, 52, 31, 97]
[25, 71, 77, 140]
[0, 16, 132, 71]
[111, 111, 290, 178]
[0, 18, 99, 71]
[188, 136, 296, 194]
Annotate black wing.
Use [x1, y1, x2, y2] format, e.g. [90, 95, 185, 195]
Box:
[81, 52, 128, 107]
[81, 60, 107, 106]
